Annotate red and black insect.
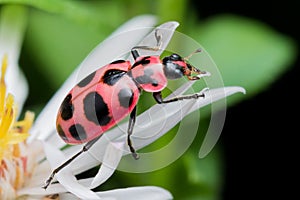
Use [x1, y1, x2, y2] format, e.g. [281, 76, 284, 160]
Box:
[43, 30, 209, 189]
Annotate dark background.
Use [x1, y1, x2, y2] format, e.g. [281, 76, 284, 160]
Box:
[191, 0, 299, 199]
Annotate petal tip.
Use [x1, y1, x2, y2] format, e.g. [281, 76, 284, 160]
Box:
[219, 86, 246, 96]
[158, 21, 180, 30]
[232, 86, 246, 94]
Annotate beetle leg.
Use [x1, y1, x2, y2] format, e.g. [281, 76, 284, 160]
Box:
[131, 29, 162, 60]
[153, 88, 208, 104]
[187, 76, 201, 81]
[42, 136, 101, 190]
[127, 106, 139, 160]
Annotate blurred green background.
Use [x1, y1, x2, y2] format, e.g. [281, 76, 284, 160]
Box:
[0, 0, 298, 199]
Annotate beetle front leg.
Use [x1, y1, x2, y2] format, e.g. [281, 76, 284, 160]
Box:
[127, 106, 139, 160]
[153, 88, 207, 104]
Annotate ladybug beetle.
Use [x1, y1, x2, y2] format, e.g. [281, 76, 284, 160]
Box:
[43, 30, 209, 189]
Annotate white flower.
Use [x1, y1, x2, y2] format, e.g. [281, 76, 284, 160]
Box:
[0, 5, 172, 200]
[0, 4, 245, 200]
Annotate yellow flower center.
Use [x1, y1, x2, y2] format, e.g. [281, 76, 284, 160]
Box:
[0, 54, 35, 199]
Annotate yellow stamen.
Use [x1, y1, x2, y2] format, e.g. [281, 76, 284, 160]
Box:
[0, 54, 35, 199]
[0, 94, 15, 138]
[0, 54, 8, 115]
[0, 55, 34, 161]
[13, 111, 34, 134]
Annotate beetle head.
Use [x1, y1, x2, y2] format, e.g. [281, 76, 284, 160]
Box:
[162, 49, 210, 81]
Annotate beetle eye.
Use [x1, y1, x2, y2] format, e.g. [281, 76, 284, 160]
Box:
[170, 54, 181, 61]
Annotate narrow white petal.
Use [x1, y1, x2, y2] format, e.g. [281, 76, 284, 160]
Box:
[43, 142, 101, 199]
[90, 142, 124, 189]
[29, 15, 158, 143]
[60, 186, 172, 200]
[56, 170, 101, 200]
[60, 193, 81, 200]
[0, 6, 28, 111]
[61, 144, 103, 175]
[94, 186, 173, 200]
[19, 178, 94, 196]
[191, 86, 246, 112]
[18, 183, 68, 196]
[43, 141, 67, 169]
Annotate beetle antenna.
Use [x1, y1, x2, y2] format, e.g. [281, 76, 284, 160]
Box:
[184, 48, 202, 61]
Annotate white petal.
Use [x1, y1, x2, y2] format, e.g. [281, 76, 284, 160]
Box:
[29, 15, 158, 143]
[60, 193, 81, 200]
[95, 186, 173, 200]
[18, 178, 94, 196]
[0, 6, 28, 111]
[90, 142, 124, 189]
[42, 141, 67, 170]
[60, 186, 173, 200]
[43, 141, 100, 199]
[18, 182, 68, 196]
[55, 169, 100, 200]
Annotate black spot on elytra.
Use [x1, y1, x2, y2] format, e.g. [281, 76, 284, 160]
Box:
[83, 92, 111, 126]
[118, 88, 134, 108]
[60, 94, 74, 120]
[77, 71, 96, 87]
[110, 60, 126, 64]
[57, 124, 68, 142]
[69, 124, 87, 141]
[134, 68, 158, 87]
[102, 69, 126, 86]
[132, 56, 151, 69]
